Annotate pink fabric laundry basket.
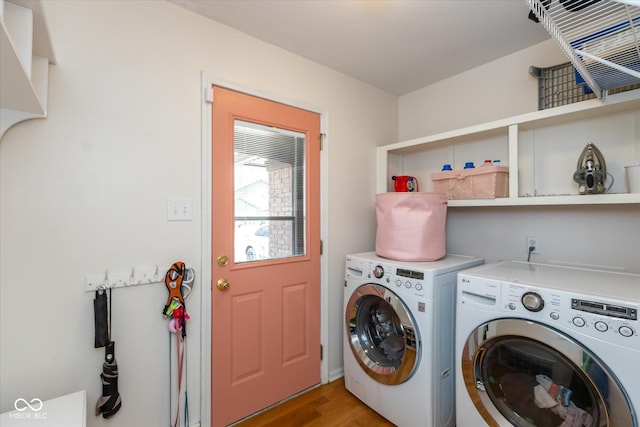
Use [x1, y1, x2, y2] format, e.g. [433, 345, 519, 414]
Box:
[375, 192, 448, 262]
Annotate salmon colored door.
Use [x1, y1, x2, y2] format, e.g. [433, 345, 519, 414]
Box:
[211, 86, 321, 426]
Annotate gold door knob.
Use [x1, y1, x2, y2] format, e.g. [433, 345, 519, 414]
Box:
[217, 278, 230, 291]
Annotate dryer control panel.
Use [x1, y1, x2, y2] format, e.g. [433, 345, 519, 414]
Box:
[501, 282, 638, 347]
[571, 298, 637, 321]
[373, 263, 428, 298]
[346, 257, 428, 298]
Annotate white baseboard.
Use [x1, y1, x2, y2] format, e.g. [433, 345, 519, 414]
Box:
[328, 368, 344, 383]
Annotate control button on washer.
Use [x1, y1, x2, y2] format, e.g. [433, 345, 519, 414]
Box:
[594, 321, 608, 332]
[572, 317, 586, 327]
[619, 325, 634, 337]
[395, 279, 402, 287]
[522, 292, 545, 312]
[508, 303, 516, 310]
[405, 281, 411, 289]
[373, 265, 384, 279]
[550, 312, 560, 320]
[415, 283, 423, 291]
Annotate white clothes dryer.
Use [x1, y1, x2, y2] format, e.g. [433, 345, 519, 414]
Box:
[456, 260, 640, 427]
[343, 252, 484, 427]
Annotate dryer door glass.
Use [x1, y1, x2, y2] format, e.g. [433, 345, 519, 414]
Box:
[461, 319, 635, 427]
[345, 284, 419, 385]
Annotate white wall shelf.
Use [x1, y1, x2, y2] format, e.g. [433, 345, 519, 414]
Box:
[446, 193, 640, 207]
[377, 89, 640, 207]
[0, 0, 56, 139]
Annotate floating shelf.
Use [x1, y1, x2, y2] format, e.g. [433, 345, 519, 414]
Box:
[447, 192, 640, 207]
[0, 0, 56, 139]
[527, 0, 640, 99]
[377, 89, 640, 207]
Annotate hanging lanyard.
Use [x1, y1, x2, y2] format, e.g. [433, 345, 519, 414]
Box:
[172, 333, 187, 427]
[165, 262, 194, 427]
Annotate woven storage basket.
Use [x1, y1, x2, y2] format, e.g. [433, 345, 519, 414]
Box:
[431, 166, 509, 200]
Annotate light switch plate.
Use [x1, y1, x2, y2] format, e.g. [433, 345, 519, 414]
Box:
[167, 197, 192, 221]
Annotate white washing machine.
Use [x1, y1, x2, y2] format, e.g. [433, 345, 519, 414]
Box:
[456, 260, 640, 427]
[343, 252, 484, 427]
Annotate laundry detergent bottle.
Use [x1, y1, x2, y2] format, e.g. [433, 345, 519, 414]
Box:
[392, 175, 418, 192]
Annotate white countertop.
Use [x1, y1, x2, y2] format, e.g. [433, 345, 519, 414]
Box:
[1, 390, 86, 427]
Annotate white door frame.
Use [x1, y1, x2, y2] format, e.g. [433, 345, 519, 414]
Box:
[198, 71, 330, 427]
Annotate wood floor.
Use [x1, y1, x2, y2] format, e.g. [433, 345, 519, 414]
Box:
[234, 377, 395, 427]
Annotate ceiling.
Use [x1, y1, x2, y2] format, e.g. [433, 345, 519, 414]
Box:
[168, 0, 552, 95]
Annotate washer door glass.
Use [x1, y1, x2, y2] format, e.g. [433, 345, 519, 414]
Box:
[346, 284, 419, 385]
[462, 319, 635, 427]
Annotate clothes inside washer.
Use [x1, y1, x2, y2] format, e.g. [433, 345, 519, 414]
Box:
[380, 336, 405, 360]
[498, 373, 561, 427]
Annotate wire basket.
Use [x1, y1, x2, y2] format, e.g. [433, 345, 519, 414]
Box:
[530, 62, 640, 110]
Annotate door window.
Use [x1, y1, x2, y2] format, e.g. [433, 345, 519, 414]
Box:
[234, 120, 306, 263]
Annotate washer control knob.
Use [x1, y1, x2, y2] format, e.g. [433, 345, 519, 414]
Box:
[395, 279, 402, 287]
[572, 317, 586, 327]
[373, 265, 384, 279]
[594, 321, 608, 332]
[550, 312, 560, 320]
[405, 281, 411, 289]
[415, 283, 423, 291]
[508, 303, 516, 310]
[522, 292, 544, 312]
[619, 325, 634, 337]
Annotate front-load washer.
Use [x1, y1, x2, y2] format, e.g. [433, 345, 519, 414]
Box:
[343, 252, 484, 427]
[456, 260, 640, 427]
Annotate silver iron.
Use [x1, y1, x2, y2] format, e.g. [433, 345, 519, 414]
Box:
[573, 143, 611, 194]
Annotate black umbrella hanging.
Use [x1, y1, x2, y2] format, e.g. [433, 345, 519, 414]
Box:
[93, 288, 122, 419]
[93, 289, 109, 348]
[96, 341, 121, 418]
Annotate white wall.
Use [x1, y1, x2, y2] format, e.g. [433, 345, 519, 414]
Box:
[399, 41, 640, 273]
[0, 1, 397, 426]
[399, 40, 567, 141]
